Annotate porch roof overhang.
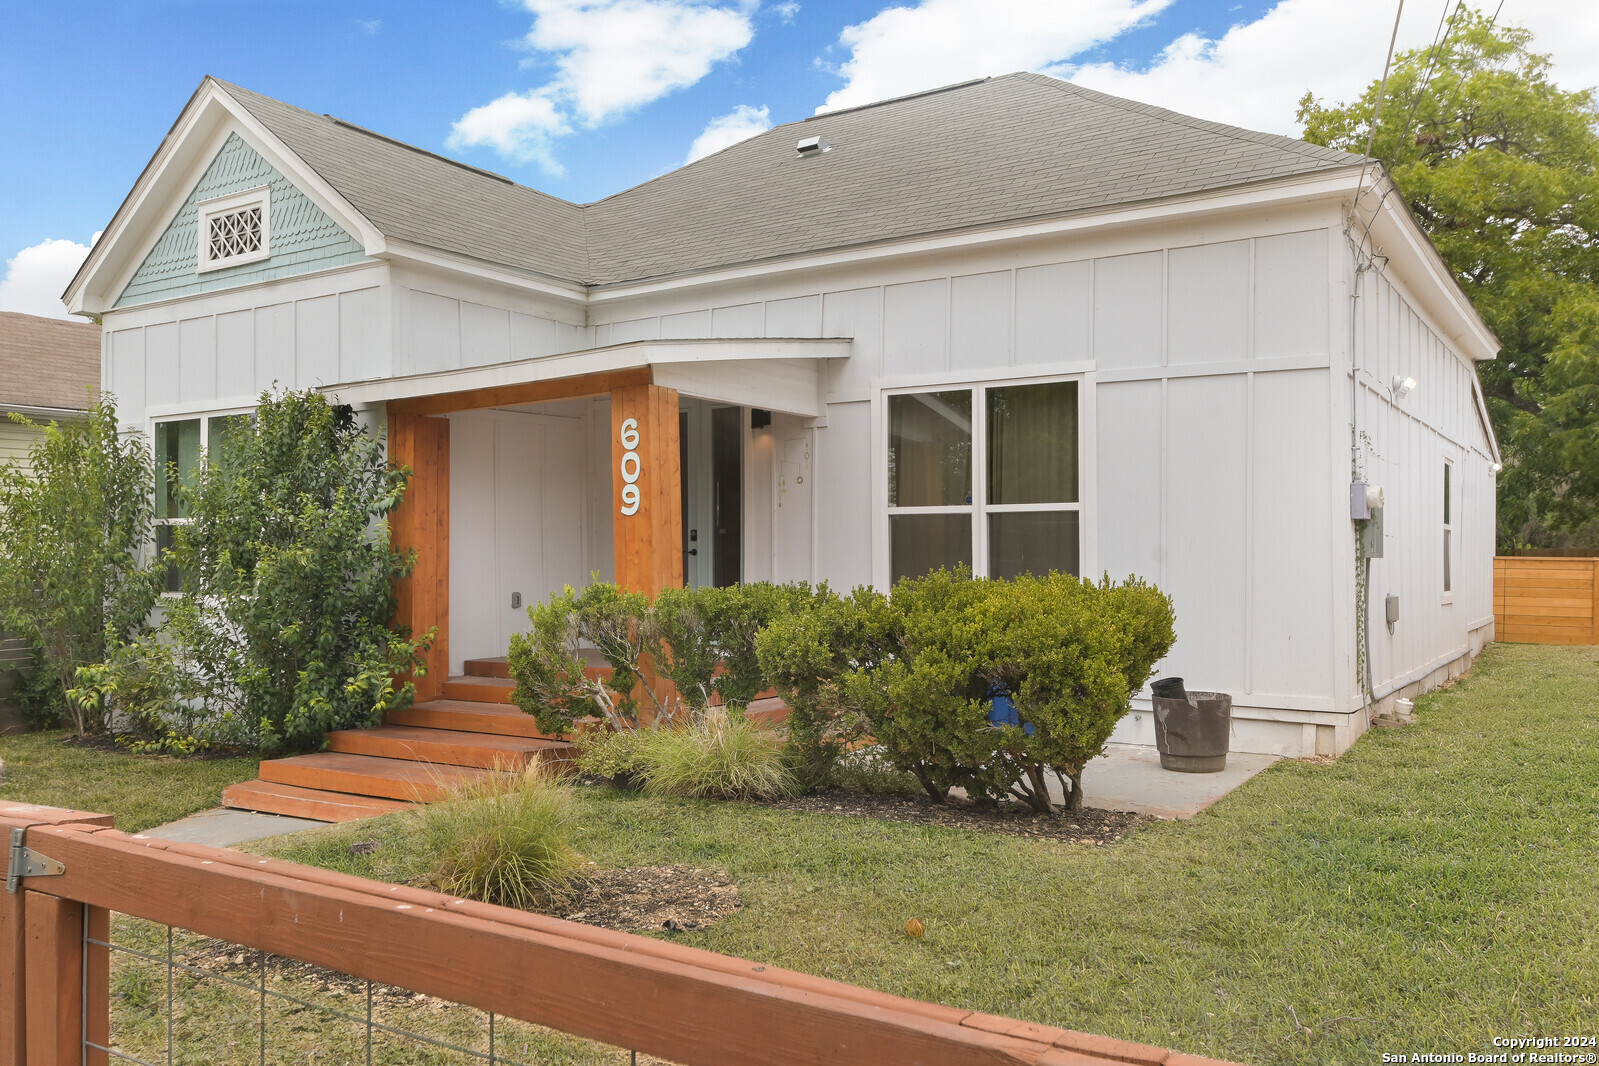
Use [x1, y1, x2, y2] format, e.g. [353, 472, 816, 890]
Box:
[326, 337, 849, 419]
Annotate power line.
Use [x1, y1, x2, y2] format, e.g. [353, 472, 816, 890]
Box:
[1352, 0, 1409, 225]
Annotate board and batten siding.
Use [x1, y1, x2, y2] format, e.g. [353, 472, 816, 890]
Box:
[108, 282, 389, 416]
[116, 134, 368, 309]
[1354, 267, 1496, 701]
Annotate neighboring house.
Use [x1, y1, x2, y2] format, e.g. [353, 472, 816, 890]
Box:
[63, 74, 1500, 759]
[0, 311, 101, 732]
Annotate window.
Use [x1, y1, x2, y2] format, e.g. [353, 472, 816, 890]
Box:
[1443, 460, 1453, 597]
[153, 413, 250, 592]
[886, 379, 1079, 583]
[196, 187, 270, 272]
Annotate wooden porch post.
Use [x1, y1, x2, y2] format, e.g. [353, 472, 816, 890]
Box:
[389, 409, 451, 702]
[611, 384, 684, 597]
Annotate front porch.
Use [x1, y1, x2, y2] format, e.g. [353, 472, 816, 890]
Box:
[225, 338, 841, 820]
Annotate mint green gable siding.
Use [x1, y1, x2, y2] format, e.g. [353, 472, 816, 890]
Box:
[115, 134, 367, 308]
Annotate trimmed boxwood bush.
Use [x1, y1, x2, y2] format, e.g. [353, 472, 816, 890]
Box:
[759, 569, 1175, 811]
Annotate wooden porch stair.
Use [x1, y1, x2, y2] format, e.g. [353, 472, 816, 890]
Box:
[222, 657, 577, 823]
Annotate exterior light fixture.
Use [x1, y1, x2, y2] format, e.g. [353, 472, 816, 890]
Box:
[1491, 462, 1503, 474]
[1391, 375, 1417, 401]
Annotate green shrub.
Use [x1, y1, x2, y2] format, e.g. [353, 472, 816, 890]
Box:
[572, 726, 648, 783]
[414, 762, 585, 910]
[755, 586, 884, 791]
[637, 708, 795, 800]
[510, 580, 814, 737]
[843, 569, 1016, 804]
[759, 568, 1176, 811]
[125, 391, 430, 753]
[974, 573, 1176, 810]
[0, 399, 162, 735]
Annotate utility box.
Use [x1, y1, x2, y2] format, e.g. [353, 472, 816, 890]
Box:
[1385, 593, 1400, 625]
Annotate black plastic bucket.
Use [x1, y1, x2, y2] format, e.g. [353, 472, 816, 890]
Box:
[1151, 690, 1232, 773]
[1150, 677, 1188, 701]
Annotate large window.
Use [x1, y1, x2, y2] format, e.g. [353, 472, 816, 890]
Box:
[886, 379, 1079, 583]
[153, 413, 250, 592]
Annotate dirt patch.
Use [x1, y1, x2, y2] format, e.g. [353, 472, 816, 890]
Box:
[555, 864, 743, 933]
[758, 789, 1147, 845]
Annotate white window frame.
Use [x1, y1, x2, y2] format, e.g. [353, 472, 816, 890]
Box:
[1442, 454, 1456, 605]
[873, 369, 1089, 586]
[152, 407, 254, 595]
[196, 186, 271, 273]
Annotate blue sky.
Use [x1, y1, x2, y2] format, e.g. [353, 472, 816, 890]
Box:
[2, 0, 1593, 318]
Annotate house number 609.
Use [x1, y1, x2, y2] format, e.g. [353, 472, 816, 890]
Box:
[619, 418, 642, 516]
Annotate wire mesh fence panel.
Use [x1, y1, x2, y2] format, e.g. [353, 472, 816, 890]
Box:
[96, 913, 666, 1066]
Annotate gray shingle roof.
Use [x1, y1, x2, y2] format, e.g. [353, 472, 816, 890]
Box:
[0, 312, 100, 410]
[216, 72, 1364, 289]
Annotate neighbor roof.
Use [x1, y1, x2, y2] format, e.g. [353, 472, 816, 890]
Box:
[216, 73, 1364, 288]
[0, 312, 100, 411]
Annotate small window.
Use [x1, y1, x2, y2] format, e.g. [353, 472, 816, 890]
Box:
[154, 413, 252, 592]
[196, 187, 270, 272]
[1443, 461, 1453, 596]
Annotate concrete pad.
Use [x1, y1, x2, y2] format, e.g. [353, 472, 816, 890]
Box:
[140, 807, 329, 847]
[1075, 743, 1281, 819]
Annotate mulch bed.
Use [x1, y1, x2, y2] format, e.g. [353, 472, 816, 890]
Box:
[554, 864, 743, 933]
[759, 789, 1148, 845]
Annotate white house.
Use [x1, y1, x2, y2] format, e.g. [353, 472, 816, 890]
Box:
[64, 73, 1500, 762]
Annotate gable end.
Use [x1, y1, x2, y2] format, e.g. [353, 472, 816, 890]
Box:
[115, 133, 366, 308]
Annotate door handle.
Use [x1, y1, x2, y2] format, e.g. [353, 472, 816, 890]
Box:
[687, 548, 699, 556]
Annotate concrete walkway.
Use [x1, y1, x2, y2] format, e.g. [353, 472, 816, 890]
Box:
[1077, 743, 1280, 819]
[140, 807, 330, 847]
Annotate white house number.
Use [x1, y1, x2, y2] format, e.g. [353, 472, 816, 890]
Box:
[619, 418, 642, 516]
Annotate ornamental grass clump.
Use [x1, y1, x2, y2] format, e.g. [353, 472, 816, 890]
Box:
[415, 761, 585, 910]
[638, 708, 796, 800]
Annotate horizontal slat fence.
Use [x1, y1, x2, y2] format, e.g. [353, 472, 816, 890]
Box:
[1493, 556, 1599, 645]
[1, 804, 1235, 1066]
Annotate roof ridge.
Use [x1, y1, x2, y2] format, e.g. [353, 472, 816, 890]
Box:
[802, 76, 992, 121]
[1015, 72, 1365, 165]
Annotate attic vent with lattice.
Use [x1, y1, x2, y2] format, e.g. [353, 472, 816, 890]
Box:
[196, 187, 271, 272]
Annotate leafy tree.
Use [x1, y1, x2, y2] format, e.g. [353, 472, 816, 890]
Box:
[0, 400, 162, 733]
[143, 390, 429, 752]
[1298, 11, 1599, 548]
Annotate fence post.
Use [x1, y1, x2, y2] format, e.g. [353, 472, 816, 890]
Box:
[23, 891, 82, 1066]
[0, 884, 24, 1066]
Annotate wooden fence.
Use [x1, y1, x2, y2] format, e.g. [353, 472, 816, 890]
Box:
[1493, 556, 1599, 646]
[1, 803, 1233, 1066]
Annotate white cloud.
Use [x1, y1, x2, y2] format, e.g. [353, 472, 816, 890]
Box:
[0, 235, 98, 321]
[1050, 0, 1599, 137]
[816, 0, 1173, 113]
[451, 0, 756, 171]
[772, 1, 799, 21]
[447, 90, 569, 173]
[685, 104, 772, 162]
[356, 18, 382, 34]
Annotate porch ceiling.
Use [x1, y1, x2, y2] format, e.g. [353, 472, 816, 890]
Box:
[328, 337, 850, 418]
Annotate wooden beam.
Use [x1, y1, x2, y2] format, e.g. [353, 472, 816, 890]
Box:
[611, 383, 683, 598]
[387, 368, 651, 419]
[389, 410, 451, 701]
[2, 820, 1238, 1066]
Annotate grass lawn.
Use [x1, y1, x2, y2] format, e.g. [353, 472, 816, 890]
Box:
[0, 730, 258, 832]
[257, 642, 1598, 1066]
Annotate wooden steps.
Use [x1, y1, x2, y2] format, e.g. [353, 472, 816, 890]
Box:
[327, 724, 573, 770]
[258, 751, 512, 803]
[220, 780, 415, 823]
[222, 653, 787, 824]
[222, 658, 581, 822]
[386, 699, 562, 739]
[443, 674, 517, 704]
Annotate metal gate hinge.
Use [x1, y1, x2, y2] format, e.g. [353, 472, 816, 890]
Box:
[7, 827, 65, 893]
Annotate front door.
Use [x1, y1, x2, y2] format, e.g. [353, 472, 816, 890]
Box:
[679, 400, 743, 588]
